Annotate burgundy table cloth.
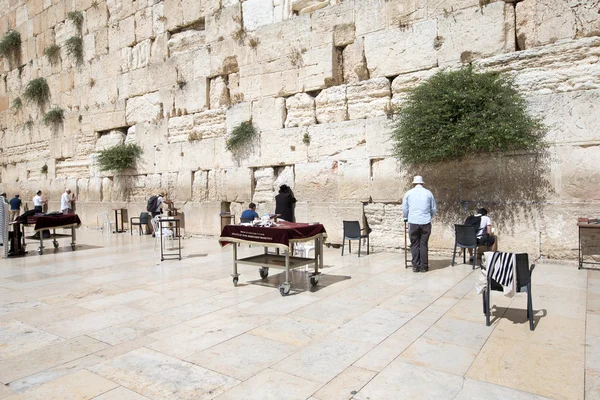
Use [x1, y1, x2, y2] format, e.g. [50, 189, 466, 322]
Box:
[219, 222, 326, 249]
[26, 214, 82, 232]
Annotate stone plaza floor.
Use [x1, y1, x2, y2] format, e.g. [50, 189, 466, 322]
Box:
[0, 229, 597, 399]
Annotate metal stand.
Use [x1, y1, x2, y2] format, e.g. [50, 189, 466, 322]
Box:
[113, 208, 127, 233]
[159, 217, 181, 261]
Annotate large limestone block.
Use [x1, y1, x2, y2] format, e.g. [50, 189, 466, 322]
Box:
[94, 130, 125, 151]
[285, 92, 316, 127]
[337, 159, 370, 201]
[54, 20, 78, 44]
[528, 90, 600, 144]
[243, 0, 274, 31]
[108, 15, 136, 50]
[126, 92, 162, 125]
[94, 27, 109, 57]
[306, 201, 364, 243]
[342, 38, 369, 83]
[369, 157, 403, 202]
[294, 161, 338, 203]
[333, 23, 355, 47]
[556, 146, 600, 201]
[174, 79, 209, 115]
[347, 77, 390, 120]
[226, 102, 252, 134]
[191, 170, 209, 201]
[86, 3, 109, 33]
[163, 0, 205, 33]
[168, 30, 206, 56]
[298, 44, 340, 91]
[255, 16, 311, 63]
[181, 201, 223, 236]
[364, 202, 405, 250]
[437, 3, 514, 67]
[120, 63, 178, 99]
[310, 1, 354, 46]
[355, 0, 386, 36]
[209, 76, 231, 109]
[151, 3, 166, 36]
[252, 166, 277, 203]
[168, 114, 194, 142]
[134, 7, 153, 42]
[193, 108, 227, 139]
[106, 0, 135, 23]
[365, 116, 394, 158]
[475, 37, 600, 96]
[252, 97, 286, 131]
[258, 126, 309, 166]
[205, 4, 242, 43]
[224, 167, 252, 202]
[386, 0, 427, 26]
[121, 39, 151, 72]
[315, 85, 347, 124]
[259, 69, 300, 98]
[517, 0, 600, 49]
[90, 111, 127, 133]
[364, 19, 437, 78]
[391, 68, 438, 106]
[307, 119, 366, 161]
[182, 138, 217, 170]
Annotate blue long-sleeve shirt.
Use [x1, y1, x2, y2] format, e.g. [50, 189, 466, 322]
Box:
[402, 184, 437, 225]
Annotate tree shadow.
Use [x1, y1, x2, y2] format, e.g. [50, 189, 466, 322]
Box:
[404, 149, 553, 235]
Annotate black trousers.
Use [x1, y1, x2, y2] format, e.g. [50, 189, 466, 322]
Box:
[409, 223, 431, 268]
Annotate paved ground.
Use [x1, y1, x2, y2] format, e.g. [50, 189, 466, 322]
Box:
[0, 229, 596, 399]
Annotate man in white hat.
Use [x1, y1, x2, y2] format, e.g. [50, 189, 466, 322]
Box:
[402, 175, 437, 272]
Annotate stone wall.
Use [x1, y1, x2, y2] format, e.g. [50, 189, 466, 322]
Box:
[0, 0, 599, 259]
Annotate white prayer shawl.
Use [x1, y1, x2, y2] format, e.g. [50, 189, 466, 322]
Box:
[475, 251, 517, 298]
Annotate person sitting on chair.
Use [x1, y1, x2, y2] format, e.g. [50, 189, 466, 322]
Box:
[468, 207, 497, 261]
[240, 202, 259, 222]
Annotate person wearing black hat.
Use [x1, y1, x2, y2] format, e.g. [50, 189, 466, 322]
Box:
[9, 194, 21, 221]
[33, 190, 46, 213]
[468, 207, 497, 260]
[275, 184, 296, 222]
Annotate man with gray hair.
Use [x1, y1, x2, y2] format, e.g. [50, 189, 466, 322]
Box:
[61, 189, 75, 214]
[402, 175, 437, 273]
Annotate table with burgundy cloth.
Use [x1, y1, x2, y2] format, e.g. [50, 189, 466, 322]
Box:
[23, 214, 82, 255]
[219, 222, 327, 296]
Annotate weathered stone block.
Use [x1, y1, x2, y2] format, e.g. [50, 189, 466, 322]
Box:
[298, 44, 340, 91]
[252, 97, 286, 132]
[94, 130, 125, 151]
[174, 79, 209, 115]
[333, 23, 355, 47]
[181, 201, 223, 236]
[226, 102, 252, 134]
[338, 158, 370, 201]
[257, 126, 309, 166]
[307, 201, 364, 243]
[285, 92, 316, 127]
[364, 19, 437, 78]
[346, 77, 390, 120]
[342, 38, 370, 84]
[134, 7, 153, 42]
[369, 157, 402, 202]
[125, 92, 162, 125]
[310, 1, 354, 47]
[224, 166, 252, 202]
[205, 4, 241, 43]
[307, 119, 366, 161]
[193, 108, 227, 139]
[243, 0, 274, 31]
[86, 3, 109, 33]
[209, 76, 230, 109]
[315, 85, 347, 124]
[168, 30, 206, 56]
[437, 2, 514, 67]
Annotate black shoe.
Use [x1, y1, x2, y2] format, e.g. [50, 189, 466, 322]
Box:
[412, 267, 420, 273]
[420, 266, 428, 273]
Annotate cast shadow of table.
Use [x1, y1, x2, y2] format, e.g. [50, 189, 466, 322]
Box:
[247, 269, 351, 296]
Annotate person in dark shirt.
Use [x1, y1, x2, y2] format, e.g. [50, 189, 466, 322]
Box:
[275, 185, 296, 222]
[240, 202, 259, 222]
[9, 194, 21, 221]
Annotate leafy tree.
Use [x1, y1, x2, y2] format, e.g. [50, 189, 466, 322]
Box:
[391, 67, 545, 165]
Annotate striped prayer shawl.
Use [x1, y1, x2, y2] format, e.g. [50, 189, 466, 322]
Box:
[489, 251, 516, 291]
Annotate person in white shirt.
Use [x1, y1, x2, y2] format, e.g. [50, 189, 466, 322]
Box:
[33, 190, 45, 213]
[61, 189, 75, 214]
[468, 207, 497, 260]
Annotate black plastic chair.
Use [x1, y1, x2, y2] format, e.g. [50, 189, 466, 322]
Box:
[130, 212, 150, 235]
[482, 253, 536, 331]
[341, 220, 370, 257]
[451, 224, 478, 269]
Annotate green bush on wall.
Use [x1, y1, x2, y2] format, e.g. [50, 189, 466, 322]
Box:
[42, 107, 64, 128]
[391, 67, 546, 165]
[0, 30, 21, 62]
[23, 77, 50, 108]
[67, 11, 84, 34]
[44, 44, 61, 65]
[96, 143, 143, 173]
[65, 36, 84, 65]
[226, 121, 257, 152]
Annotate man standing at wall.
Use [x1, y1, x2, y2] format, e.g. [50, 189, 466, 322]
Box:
[61, 189, 75, 214]
[9, 194, 21, 221]
[33, 190, 45, 213]
[402, 176, 437, 273]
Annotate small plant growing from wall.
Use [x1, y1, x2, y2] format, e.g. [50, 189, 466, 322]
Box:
[23, 118, 34, 131]
[91, 1, 99, 9]
[188, 132, 202, 142]
[43, 107, 65, 128]
[44, 44, 61, 65]
[23, 77, 50, 108]
[41, 164, 48, 174]
[11, 97, 22, 112]
[302, 132, 310, 145]
[0, 30, 21, 64]
[96, 143, 143, 173]
[67, 11, 84, 34]
[390, 66, 546, 165]
[226, 121, 257, 152]
[66, 36, 84, 65]
[247, 37, 260, 49]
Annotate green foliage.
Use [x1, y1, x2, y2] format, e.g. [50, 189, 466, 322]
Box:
[0, 30, 21, 62]
[302, 132, 310, 145]
[41, 164, 48, 174]
[67, 11, 84, 34]
[23, 118, 34, 131]
[44, 44, 61, 65]
[43, 107, 64, 128]
[96, 143, 143, 173]
[391, 67, 546, 165]
[23, 77, 50, 108]
[65, 36, 84, 65]
[12, 97, 22, 111]
[226, 121, 257, 152]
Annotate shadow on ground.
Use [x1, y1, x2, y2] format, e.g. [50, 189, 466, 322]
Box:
[247, 269, 351, 295]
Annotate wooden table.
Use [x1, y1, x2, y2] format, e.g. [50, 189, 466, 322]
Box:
[219, 222, 327, 296]
[579, 222, 600, 269]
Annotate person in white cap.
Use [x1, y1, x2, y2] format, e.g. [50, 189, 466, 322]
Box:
[402, 175, 437, 273]
[61, 189, 75, 214]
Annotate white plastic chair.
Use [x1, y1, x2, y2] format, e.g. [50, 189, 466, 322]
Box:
[151, 216, 174, 251]
[99, 213, 112, 234]
[294, 242, 316, 271]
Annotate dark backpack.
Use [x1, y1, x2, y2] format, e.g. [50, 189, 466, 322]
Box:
[464, 215, 481, 232]
[147, 195, 159, 212]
